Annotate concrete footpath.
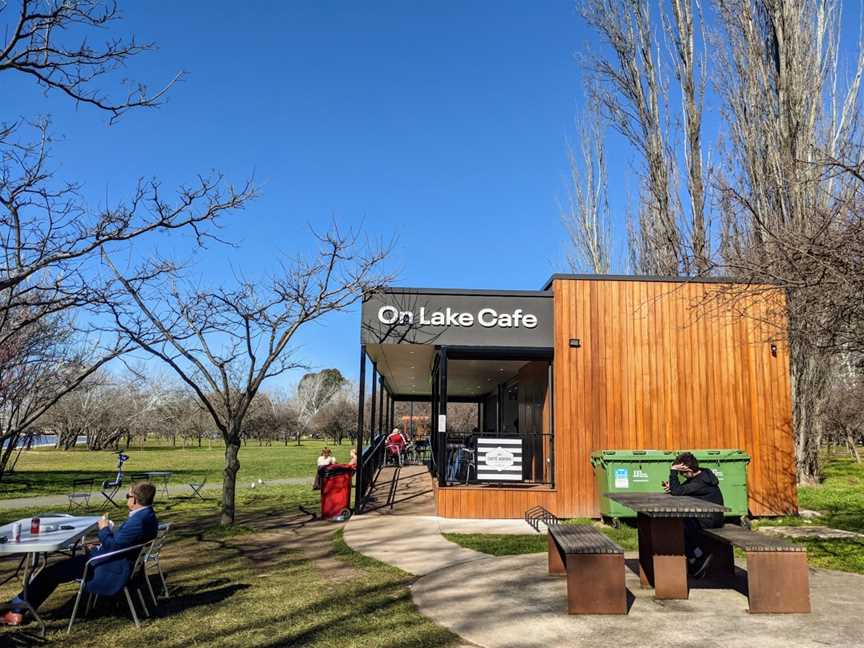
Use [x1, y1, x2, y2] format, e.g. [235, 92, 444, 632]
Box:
[344, 513, 864, 648]
[0, 477, 311, 511]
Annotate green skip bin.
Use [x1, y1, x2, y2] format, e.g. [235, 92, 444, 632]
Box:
[591, 449, 751, 523]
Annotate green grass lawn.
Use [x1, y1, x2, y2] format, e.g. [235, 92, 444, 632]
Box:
[0, 484, 458, 647]
[753, 455, 864, 574]
[0, 440, 353, 499]
[444, 518, 638, 557]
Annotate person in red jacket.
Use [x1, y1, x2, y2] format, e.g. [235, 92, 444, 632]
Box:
[386, 428, 407, 465]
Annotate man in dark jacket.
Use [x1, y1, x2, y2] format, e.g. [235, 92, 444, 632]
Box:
[663, 452, 724, 578]
[2, 481, 159, 626]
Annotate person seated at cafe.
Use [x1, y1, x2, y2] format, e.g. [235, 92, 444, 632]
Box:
[386, 427, 408, 464]
[663, 452, 724, 578]
[2, 482, 159, 626]
[317, 447, 336, 468]
[313, 447, 337, 489]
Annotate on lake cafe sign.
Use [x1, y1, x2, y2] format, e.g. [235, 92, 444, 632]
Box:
[376, 305, 539, 329]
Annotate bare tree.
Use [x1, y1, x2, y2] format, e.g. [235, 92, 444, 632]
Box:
[666, 0, 709, 273]
[102, 227, 391, 525]
[578, 0, 711, 275]
[0, 1, 255, 466]
[563, 106, 612, 273]
[581, 0, 682, 275]
[712, 0, 864, 482]
[315, 383, 357, 446]
[0, 305, 121, 473]
[0, 0, 177, 122]
[294, 369, 347, 445]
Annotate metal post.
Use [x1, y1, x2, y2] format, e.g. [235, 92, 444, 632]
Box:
[431, 357, 439, 477]
[378, 377, 385, 435]
[354, 346, 367, 509]
[548, 360, 555, 488]
[496, 383, 503, 434]
[370, 362, 378, 442]
[389, 397, 395, 435]
[437, 348, 448, 487]
[409, 401, 414, 436]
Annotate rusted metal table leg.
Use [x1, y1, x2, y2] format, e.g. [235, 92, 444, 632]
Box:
[565, 553, 627, 614]
[637, 513, 654, 588]
[746, 552, 811, 613]
[548, 534, 566, 575]
[649, 517, 689, 599]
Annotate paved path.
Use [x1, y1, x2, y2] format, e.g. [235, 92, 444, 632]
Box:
[345, 514, 533, 576]
[345, 512, 864, 648]
[0, 477, 311, 511]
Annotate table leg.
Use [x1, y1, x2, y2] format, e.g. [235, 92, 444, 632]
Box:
[20, 553, 46, 637]
[637, 513, 654, 588]
[649, 517, 688, 600]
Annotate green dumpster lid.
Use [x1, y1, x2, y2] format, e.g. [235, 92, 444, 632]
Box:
[690, 449, 751, 461]
[590, 450, 678, 462]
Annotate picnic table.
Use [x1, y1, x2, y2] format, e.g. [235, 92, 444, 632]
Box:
[605, 492, 729, 600]
[0, 515, 100, 636]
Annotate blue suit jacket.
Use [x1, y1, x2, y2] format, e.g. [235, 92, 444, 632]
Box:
[86, 507, 159, 596]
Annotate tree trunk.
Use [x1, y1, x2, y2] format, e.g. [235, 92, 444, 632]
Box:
[791, 337, 830, 484]
[847, 428, 861, 463]
[221, 433, 242, 526]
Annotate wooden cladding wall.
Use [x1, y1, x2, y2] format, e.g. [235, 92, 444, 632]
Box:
[552, 279, 797, 518]
[435, 485, 556, 519]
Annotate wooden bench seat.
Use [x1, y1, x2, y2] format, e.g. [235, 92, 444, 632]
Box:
[547, 524, 627, 614]
[698, 525, 810, 613]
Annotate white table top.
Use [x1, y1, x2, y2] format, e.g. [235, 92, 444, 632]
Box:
[0, 516, 101, 554]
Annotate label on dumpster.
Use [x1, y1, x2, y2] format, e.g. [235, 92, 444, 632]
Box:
[632, 469, 649, 483]
[614, 468, 629, 488]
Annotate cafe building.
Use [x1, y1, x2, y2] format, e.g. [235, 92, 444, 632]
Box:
[354, 274, 798, 519]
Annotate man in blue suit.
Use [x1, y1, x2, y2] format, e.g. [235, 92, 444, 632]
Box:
[2, 481, 159, 626]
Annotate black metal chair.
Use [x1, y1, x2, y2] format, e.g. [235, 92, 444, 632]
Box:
[68, 479, 94, 511]
[187, 474, 207, 499]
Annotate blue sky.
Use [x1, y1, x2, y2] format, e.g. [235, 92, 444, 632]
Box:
[7, 1, 862, 388]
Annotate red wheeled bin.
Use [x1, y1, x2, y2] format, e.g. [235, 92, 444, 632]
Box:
[320, 464, 355, 520]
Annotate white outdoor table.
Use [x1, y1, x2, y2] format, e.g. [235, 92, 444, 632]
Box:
[0, 515, 100, 635]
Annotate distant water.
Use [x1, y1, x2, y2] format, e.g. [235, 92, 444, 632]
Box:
[6, 435, 88, 449]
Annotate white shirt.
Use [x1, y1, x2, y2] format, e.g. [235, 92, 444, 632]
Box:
[317, 456, 336, 467]
[128, 505, 152, 518]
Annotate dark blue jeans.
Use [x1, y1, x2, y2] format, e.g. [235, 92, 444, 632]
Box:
[20, 554, 88, 611]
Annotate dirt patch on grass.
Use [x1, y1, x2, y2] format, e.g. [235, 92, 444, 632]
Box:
[225, 510, 360, 582]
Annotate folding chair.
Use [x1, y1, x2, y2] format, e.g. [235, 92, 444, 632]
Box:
[143, 523, 171, 605]
[187, 474, 207, 499]
[68, 479, 94, 511]
[67, 542, 152, 634]
[99, 477, 124, 509]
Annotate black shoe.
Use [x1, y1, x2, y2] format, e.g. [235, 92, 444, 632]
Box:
[692, 554, 713, 579]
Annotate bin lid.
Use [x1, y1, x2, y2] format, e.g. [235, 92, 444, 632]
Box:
[320, 464, 355, 477]
[590, 450, 678, 465]
[690, 449, 751, 461]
